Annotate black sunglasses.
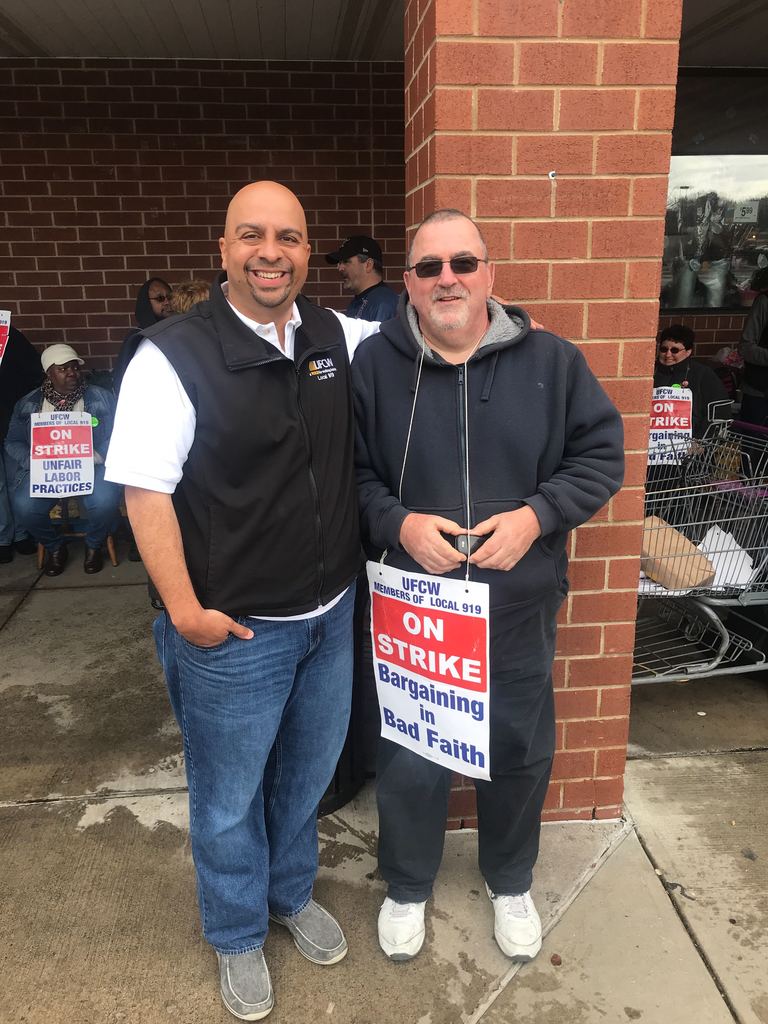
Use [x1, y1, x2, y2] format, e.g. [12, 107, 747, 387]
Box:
[408, 255, 488, 279]
[659, 345, 685, 354]
[150, 292, 171, 302]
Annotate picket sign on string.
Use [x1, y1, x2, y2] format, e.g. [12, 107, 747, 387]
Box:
[367, 560, 491, 780]
[29, 411, 95, 498]
[647, 385, 693, 465]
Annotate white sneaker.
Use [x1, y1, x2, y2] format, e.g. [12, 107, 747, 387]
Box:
[486, 883, 542, 961]
[377, 897, 427, 961]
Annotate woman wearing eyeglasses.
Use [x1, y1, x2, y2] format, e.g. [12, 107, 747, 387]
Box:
[654, 324, 729, 438]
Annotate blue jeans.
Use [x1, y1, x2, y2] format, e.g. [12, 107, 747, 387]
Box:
[10, 465, 121, 551]
[153, 583, 355, 954]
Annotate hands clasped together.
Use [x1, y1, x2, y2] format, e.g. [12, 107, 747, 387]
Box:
[398, 506, 542, 576]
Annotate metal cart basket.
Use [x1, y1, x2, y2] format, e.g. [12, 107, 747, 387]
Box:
[633, 420, 768, 683]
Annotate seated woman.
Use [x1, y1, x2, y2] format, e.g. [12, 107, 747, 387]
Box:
[654, 325, 729, 438]
[4, 344, 121, 576]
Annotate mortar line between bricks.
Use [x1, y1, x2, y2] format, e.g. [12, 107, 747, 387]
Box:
[0, 784, 189, 810]
[632, 824, 743, 1024]
[468, 817, 634, 1024]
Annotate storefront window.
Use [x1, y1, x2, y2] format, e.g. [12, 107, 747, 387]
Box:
[661, 71, 768, 311]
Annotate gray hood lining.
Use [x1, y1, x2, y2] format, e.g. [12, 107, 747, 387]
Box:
[405, 297, 525, 363]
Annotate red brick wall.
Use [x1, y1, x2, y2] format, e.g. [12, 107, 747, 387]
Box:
[404, 0, 684, 826]
[0, 59, 405, 368]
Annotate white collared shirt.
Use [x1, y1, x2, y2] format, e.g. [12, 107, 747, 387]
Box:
[226, 297, 303, 360]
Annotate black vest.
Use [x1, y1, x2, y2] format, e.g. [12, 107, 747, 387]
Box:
[146, 277, 361, 616]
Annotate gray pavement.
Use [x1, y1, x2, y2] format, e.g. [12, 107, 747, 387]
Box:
[629, 672, 768, 758]
[1, 553, 766, 1023]
[482, 830, 734, 1024]
[626, 752, 768, 1024]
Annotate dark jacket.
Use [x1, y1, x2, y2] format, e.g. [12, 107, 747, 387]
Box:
[653, 357, 729, 437]
[4, 384, 116, 481]
[740, 292, 768, 395]
[113, 278, 173, 394]
[352, 299, 624, 614]
[143, 274, 361, 617]
[345, 282, 399, 322]
[0, 325, 41, 442]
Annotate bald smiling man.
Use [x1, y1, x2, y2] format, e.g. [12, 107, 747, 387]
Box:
[106, 182, 381, 1020]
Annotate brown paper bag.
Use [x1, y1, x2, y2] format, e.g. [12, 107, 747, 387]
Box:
[641, 516, 716, 590]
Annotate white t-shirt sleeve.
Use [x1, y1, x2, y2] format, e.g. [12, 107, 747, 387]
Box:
[105, 339, 196, 493]
[330, 310, 382, 361]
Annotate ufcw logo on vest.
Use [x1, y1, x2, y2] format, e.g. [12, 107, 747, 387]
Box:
[308, 356, 337, 381]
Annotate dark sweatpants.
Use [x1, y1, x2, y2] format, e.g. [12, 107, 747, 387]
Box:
[376, 590, 563, 901]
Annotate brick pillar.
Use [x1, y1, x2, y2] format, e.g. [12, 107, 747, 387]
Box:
[404, 0, 683, 823]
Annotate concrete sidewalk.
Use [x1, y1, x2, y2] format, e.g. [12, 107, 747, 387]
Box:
[1, 546, 764, 1023]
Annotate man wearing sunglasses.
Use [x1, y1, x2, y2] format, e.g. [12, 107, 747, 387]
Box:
[352, 208, 624, 965]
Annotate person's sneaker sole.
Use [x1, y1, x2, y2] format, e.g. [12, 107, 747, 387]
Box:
[379, 932, 425, 961]
[493, 932, 542, 962]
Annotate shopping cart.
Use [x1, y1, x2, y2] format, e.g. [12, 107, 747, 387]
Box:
[633, 419, 768, 683]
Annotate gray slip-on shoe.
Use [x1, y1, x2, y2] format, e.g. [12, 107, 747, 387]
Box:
[270, 899, 348, 965]
[217, 949, 274, 1021]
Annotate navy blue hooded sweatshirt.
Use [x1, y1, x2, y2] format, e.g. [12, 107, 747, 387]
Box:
[352, 297, 625, 615]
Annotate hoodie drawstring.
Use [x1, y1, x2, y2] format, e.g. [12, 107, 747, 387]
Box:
[398, 346, 426, 504]
[480, 351, 499, 402]
[377, 346, 426, 573]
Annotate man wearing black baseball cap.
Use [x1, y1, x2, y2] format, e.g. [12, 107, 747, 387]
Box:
[325, 235, 399, 322]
